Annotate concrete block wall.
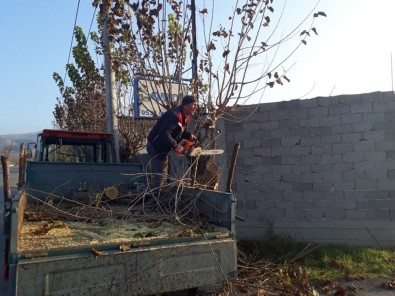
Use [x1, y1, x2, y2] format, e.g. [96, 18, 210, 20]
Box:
[224, 91, 395, 247]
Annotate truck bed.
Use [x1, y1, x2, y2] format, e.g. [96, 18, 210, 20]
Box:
[4, 185, 237, 295]
[19, 204, 230, 255]
[3, 161, 237, 295]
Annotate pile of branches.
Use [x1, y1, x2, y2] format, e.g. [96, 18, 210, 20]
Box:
[220, 243, 319, 296]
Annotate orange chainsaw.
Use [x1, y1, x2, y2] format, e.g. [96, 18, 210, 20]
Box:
[175, 139, 224, 157]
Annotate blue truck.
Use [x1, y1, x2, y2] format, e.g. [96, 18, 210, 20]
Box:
[1, 129, 237, 295]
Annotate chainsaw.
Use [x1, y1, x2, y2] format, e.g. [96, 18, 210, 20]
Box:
[175, 139, 224, 157]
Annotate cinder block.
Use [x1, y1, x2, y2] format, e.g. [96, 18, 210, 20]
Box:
[324, 210, 345, 219]
[367, 209, 390, 220]
[310, 126, 331, 136]
[342, 151, 364, 162]
[322, 153, 342, 163]
[313, 181, 333, 191]
[364, 151, 386, 161]
[301, 154, 322, 164]
[363, 130, 385, 142]
[271, 128, 290, 138]
[261, 121, 280, 129]
[291, 163, 312, 173]
[331, 124, 353, 134]
[302, 191, 323, 199]
[335, 200, 357, 210]
[289, 108, 308, 119]
[283, 191, 303, 200]
[329, 104, 350, 115]
[294, 200, 315, 209]
[363, 112, 385, 122]
[292, 183, 313, 192]
[311, 145, 332, 155]
[290, 127, 310, 137]
[352, 122, 374, 132]
[281, 137, 301, 146]
[321, 134, 342, 144]
[341, 132, 363, 143]
[269, 110, 289, 120]
[291, 146, 311, 156]
[353, 141, 375, 152]
[272, 146, 291, 156]
[332, 162, 353, 172]
[243, 122, 262, 131]
[316, 199, 335, 209]
[365, 190, 388, 199]
[345, 209, 368, 219]
[305, 209, 324, 219]
[252, 147, 271, 156]
[350, 102, 372, 113]
[355, 180, 378, 190]
[262, 138, 281, 147]
[272, 182, 293, 192]
[353, 161, 375, 171]
[338, 94, 362, 104]
[300, 117, 320, 128]
[302, 173, 323, 182]
[265, 209, 285, 219]
[279, 119, 300, 128]
[333, 181, 355, 190]
[308, 106, 328, 117]
[251, 129, 271, 139]
[281, 173, 302, 182]
[376, 140, 395, 151]
[341, 113, 363, 124]
[244, 156, 262, 166]
[343, 171, 365, 181]
[243, 139, 262, 148]
[332, 143, 353, 153]
[281, 155, 301, 164]
[320, 116, 341, 126]
[273, 164, 293, 174]
[275, 201, 294, 210]
[301, 136, 321, 146]
[262, 156, 281, 165]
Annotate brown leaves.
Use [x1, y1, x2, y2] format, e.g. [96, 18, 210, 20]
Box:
[314, 11, 327, 17]
[222, 49, 230, 58]
[207, 41, 216, 51]
[224, 63, 230, 74]
[33, 221, 67, 235]
[199, 8, 208, 14]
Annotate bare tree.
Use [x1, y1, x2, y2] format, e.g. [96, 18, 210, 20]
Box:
[95, 0, 325, 136]
[1, 140, 14, 157]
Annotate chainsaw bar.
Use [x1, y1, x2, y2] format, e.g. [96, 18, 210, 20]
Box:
[189, 147, 224, 157]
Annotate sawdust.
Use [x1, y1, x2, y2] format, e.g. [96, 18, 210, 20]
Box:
[18, 208, 230, 254]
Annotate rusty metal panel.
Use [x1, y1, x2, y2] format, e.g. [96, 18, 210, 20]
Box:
[14, 239, 236, 296]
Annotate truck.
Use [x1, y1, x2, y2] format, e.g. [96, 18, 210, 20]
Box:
[1, 129, 237, 296]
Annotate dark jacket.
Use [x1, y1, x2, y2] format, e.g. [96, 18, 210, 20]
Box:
[147, 106, 192, 153]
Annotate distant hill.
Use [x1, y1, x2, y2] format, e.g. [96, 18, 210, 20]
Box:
[0, 132, 38, 153]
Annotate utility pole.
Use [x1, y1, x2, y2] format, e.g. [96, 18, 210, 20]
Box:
[103, 9, 121, 163]
[191, 0, 198, 101]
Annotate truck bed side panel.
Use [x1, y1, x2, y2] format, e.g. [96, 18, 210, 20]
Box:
[14, 239, 236, 296]
[24, 162, 146, 198]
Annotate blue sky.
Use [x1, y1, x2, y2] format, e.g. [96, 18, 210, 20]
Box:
[1, 0, 395, 135]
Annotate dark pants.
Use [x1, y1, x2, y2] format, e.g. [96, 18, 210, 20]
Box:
[147, 142, 170, 193]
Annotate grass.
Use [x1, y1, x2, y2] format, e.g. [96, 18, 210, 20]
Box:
[238, 235, 395, 280]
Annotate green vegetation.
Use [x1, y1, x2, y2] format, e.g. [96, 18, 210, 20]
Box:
[239, 235, 395, 280]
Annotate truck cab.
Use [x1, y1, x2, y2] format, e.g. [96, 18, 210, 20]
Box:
[33, 129, 116, 163]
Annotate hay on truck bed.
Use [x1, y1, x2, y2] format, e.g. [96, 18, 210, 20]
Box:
[17, 191, 230, 255]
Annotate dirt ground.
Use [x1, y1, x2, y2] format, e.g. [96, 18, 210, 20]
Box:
[326, 277, 395, 296]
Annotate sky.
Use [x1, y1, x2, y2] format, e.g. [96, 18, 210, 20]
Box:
[1, 0, 395, 135]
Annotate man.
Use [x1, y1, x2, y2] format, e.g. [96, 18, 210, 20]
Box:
[147, 95, 198, 194]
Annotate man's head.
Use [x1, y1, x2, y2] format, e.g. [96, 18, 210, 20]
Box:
[181, 95, 198, 116]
